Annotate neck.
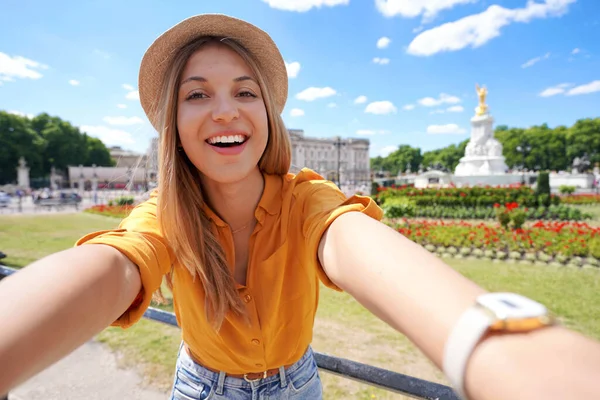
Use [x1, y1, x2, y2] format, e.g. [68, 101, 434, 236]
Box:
[200, 167, 265, 231]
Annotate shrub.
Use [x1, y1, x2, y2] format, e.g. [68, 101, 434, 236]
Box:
[536, 171, 551, 206]
[559, 185, 576, 195]
[115, 196, 134, 206]
[371, 181, 380, 197]
[383, 197, 416, 218]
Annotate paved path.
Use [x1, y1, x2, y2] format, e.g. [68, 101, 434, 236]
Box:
[9, 340, 169, 400]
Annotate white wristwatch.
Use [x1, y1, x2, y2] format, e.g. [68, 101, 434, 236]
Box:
[443, 292, 555, 400]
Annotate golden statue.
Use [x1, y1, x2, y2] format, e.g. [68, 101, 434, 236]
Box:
[475, 83, 488, 116]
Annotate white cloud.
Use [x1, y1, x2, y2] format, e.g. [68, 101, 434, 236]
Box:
[354, 95, 368, 104]
[380, 145, 398, 157]
[122, 84, 139, 100]
[285, 61, 301, 78]
[521, 52, 550, 68]
[377, 37, 391, 49]
[69, 79, 80, 86]
[418, 93, 461, 107]
[427, 123, 466, 134]
[365, 101, 397, 115]
[447, 105, 464, 112]
[8, 110, 34, 119]
[80, 125, 135, 146]
[103, 116, 145, 125]
[403, 104, 415, 110]
[407, 0, 575, 56]
[0, 52, 48, 82]
[295, 86, 336, 101]
[375, 0, 475, 19]
[566, 80, 600, 96]
[327, 102, 337, 108]
[538, 83, 572, 97]
[429, 109, 445, 114]
[117, 104, 127, 109]
[571, 48, 580, 54]
[262, 0, 349, 12]
[356, 129, 389, 135]
[126, 90, 140, 100]
[373, 57, 390, 65]
[290, 108, 305, 117]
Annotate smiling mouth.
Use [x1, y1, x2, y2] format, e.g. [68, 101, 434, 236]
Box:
[206, 134, 248, 148]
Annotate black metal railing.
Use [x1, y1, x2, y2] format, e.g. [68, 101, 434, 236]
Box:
[0, 265, 459, 400]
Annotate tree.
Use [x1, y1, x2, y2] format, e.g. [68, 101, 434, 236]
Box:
[0, 111, 46, 184]
[0, 110, 115, 184]
[87, 137, 115, 167]
[372, 117, 600, 174]
[371, 145, 422, 176]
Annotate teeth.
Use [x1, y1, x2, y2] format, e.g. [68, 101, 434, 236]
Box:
[208, 135, 246, 144]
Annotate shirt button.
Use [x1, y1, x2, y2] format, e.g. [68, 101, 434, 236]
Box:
[244, 294, 252, 303]
[251, 339, 260, 346]
[255, 363, 263, 368]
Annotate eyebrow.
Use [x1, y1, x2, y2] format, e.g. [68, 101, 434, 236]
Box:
[180, 75, 257, 86]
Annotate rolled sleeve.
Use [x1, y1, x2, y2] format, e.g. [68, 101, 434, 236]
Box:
[298, 178, 383, 291]
[75, 191, 173, 328]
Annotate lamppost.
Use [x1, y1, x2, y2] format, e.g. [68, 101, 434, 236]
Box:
[332, 136, 346, 188]
[516, 143, 531, 184]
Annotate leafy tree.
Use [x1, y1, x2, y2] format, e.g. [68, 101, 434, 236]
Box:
[0, 110, 115, 184]
[372, 117, 600, 174]
[371, 145, 422, 176]
[0, 111, 46, 183]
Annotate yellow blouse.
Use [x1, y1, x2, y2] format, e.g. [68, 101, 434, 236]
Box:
[76, 168, 382, 374]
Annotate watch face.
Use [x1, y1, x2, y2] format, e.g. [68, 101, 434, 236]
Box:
[477, 292, 548, 320]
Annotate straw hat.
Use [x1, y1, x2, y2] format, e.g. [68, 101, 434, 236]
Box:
[138, 14, 288, 131]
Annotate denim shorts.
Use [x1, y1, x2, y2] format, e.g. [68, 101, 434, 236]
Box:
[169, 343, 323, 399]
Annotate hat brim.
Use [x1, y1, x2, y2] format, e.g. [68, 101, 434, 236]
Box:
[138, 14, 288, 132]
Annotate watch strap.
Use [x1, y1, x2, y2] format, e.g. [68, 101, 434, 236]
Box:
[443, 305, 494, 400]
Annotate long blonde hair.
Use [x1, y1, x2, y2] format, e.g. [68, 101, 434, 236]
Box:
[154, 37, 291, 330]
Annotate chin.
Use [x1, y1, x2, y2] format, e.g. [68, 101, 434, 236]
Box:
[197, 162, 261, 185]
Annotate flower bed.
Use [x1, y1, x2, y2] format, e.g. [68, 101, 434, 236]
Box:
[561, 194, 600, 205]
[391, 219, 600, 266]
[84, 204, 134, 219]
[383, 203, 591, 221]
[376, 185, 560, 208]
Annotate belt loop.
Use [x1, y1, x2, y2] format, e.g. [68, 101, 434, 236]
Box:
[216, 371, 226, 395]
[278, 365, 287, 388]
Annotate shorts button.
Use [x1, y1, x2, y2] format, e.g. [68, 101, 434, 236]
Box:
[251, 339, 260, 345]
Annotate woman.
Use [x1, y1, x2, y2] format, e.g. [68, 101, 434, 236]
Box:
[0, 14, 599, 400]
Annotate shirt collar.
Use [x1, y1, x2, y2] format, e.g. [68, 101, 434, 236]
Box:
[202, 171, 282, 227]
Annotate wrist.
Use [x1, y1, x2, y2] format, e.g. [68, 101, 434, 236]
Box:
[465, 325, 598, 400]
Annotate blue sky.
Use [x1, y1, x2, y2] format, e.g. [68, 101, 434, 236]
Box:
[1, 0, 599, 158]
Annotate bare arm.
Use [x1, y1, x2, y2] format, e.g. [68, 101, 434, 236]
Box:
[319, 212, 600, 400]
[0, 244, 141, 396]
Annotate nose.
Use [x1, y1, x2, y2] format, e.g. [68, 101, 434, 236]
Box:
[212, 96, 239, 123]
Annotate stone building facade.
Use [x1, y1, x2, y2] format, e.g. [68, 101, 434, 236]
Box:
[146, 129, 371, 187]
[288, 129, 370, 186]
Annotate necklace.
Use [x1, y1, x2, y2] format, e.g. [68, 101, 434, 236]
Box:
[231, 219, 254, 234]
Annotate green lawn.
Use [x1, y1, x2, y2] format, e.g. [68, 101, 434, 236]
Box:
[0, 213, 122, 268]
[2, 213, 599, 399]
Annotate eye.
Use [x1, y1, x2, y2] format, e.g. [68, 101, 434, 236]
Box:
[238, 90, 257, 98]
[186, 91, 207, 101]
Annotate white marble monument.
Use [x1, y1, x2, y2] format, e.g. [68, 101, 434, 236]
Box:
[455, 84, 509, 176]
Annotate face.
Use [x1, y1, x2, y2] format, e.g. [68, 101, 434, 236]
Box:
[177, 42, 269, 184]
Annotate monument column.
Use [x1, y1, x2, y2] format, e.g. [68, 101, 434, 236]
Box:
[16, 157, 30, 190]
[91, 164, 99, 204]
